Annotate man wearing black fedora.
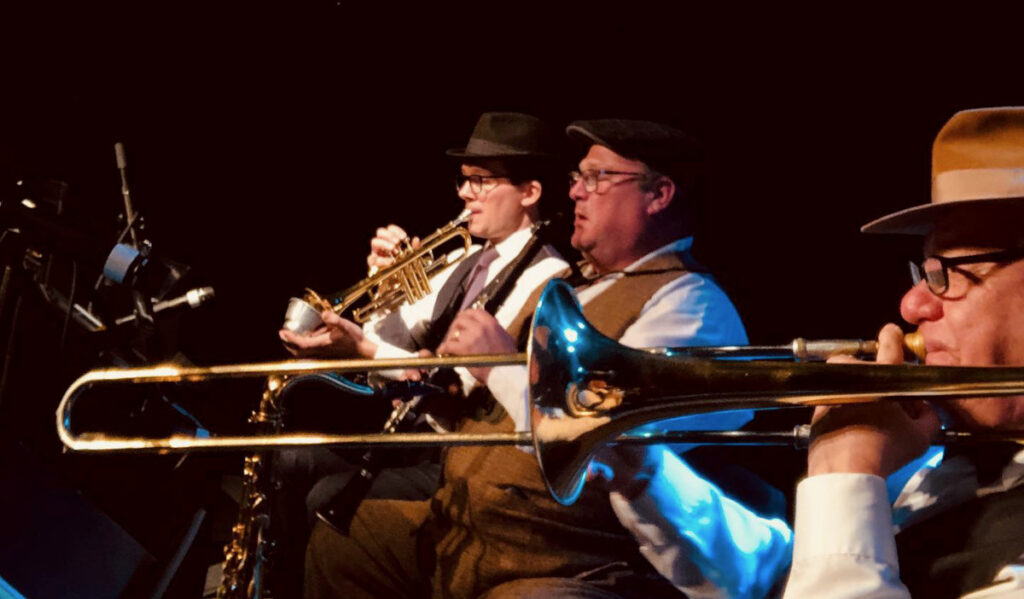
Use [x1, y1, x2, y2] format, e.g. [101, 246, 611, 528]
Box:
[784, 107, 1024, 598]
[304, 118, 794, 599]
[281, 111, 569, 363]
[277, 111, 569, 597]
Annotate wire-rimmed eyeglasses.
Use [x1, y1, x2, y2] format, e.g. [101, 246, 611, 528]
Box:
[568, 169, 646, 193]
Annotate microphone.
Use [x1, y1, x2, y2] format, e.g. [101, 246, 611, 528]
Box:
[114, 286, 215, 326]
[114, 142, 139, 246]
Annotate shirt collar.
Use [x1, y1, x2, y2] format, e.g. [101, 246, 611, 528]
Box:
[623, 237, 694, 272]
[485, 225, 534, 262]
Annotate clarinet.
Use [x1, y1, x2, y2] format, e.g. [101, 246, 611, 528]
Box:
[315, 222, 551, 533]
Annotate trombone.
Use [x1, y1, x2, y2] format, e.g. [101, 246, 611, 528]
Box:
[58, 279, 1024, 505]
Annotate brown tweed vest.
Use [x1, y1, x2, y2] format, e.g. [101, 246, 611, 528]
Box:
[429, 252, 694, 599]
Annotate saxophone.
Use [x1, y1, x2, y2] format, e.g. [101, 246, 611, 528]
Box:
[217, 376, 286, 599]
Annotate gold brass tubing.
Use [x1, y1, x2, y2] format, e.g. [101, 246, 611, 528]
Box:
[57, 353, 527, 453]
[410, 260, 430, 299]
[62, 431, 533, 454]
[62, 353, 526, 384]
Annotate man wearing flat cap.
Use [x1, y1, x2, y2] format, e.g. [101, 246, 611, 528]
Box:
[306, 119, 793, 599]
[783, 107, 1024, 599]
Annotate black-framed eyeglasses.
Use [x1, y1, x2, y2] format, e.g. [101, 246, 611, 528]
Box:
[908, 246, 1024, 296]
[568, 169, 646, 193]
[455, 173, 508, 195]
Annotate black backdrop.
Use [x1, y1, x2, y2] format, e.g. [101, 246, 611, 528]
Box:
[1, 4, 1022, 592]
[8, 5, 1011, 365]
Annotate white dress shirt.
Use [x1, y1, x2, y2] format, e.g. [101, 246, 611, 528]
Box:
[783, 449, 1024, 599]
[487, 237, 749, 430]
[364, 225, 567, 392]
[488, 238, 793, 598]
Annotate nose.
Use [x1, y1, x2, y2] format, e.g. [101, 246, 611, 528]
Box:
[569, 177, 587, 202]
[457, 181, 475, 203]
[900, 280, 943, 325]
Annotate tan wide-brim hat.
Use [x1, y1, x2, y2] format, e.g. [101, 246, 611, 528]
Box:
[862, 106, 1024, 235]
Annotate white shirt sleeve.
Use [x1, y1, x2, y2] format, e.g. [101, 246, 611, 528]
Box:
[609, 272, 796, 597]
[782, 474, 909, 599]
[456, 254, 568, 400]
[617, 272, 748, 350]
[611, 447, 793, 599]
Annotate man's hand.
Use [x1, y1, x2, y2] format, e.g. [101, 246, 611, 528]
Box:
[807, 323, 942, 478]
[368, 224, 420, 271]
[279, 310, 377, 359]
[399, 349, 434, 382]
[589, 444, 660, 500]
[435, 309, 516, 381]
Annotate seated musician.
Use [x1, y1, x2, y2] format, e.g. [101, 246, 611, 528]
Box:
[304, 119, 793, 599]
[783, 107, 1024, 598]
[274, 112, 569, 596]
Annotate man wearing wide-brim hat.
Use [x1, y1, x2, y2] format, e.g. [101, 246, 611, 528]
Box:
[785, 107, 1024, 599]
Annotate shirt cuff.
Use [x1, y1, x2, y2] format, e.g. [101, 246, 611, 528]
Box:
[485, 365, 530, 431]
[792, 473, 897, 566]
[370, 342, 417, 379]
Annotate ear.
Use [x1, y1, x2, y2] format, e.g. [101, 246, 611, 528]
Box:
[519, 180, 542, 209]
[644, 176, 675, 215]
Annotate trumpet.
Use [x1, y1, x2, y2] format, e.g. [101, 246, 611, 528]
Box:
[282, 209, 473, 332]
[60, 279, 1024, 503]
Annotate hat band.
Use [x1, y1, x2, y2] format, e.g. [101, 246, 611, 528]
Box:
[933, 167, 1024, 203]
[464, 137, 529, 156]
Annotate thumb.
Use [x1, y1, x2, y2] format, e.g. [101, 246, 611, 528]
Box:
[908, 401, 943, 442]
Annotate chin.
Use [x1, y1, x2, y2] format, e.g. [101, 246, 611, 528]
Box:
[947, 398, 1024, 430]
[570, 234, 592, 253]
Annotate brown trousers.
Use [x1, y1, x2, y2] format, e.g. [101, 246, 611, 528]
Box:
[304, 255, 695, 599]
[303, 499, 679, 599]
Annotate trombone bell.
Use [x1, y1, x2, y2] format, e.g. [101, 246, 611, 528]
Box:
[527, 280, 1024, 506]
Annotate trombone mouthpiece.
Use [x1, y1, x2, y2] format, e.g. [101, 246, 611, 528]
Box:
[852, 331, 926, 361]
[903, 331, 926, 361]
[791, 330, 926, 361]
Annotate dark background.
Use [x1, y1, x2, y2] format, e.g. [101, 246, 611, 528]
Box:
[0, 3, 1022, 595]
[7, 6, 1021, 368]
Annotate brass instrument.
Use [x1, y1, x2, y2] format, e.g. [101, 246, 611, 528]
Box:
[282, 209, 473, 332]
[217, 376, 285, 599]
[60, 280, 1024, 502]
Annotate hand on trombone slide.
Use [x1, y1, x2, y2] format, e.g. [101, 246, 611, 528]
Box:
[808, 323, 942, 479]
[437, 310, 517, 382]
[279, 309, 378, 359]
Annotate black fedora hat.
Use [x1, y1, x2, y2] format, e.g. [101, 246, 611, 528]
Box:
[447, 112, 557, 160]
